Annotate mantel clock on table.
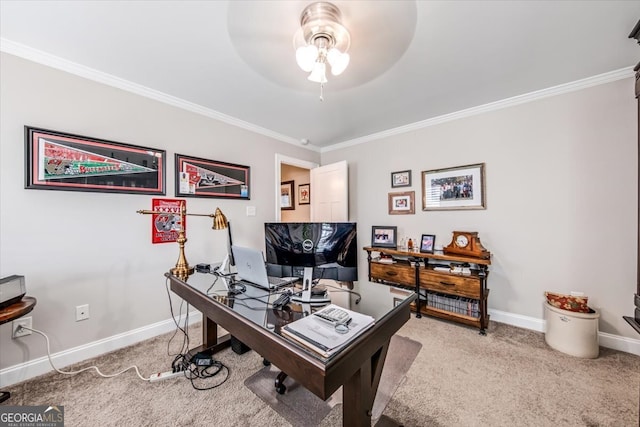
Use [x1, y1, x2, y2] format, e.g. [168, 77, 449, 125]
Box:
[364, 231, 492, 334]
[443, 231, 490, 259]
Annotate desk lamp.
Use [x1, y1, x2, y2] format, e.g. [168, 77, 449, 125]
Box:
[136, 204, 229, 281]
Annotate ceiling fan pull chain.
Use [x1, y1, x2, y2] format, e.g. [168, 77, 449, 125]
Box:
[319, 82, 324, 102]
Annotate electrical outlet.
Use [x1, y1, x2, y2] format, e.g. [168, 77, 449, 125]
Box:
[13, 316, 32, 338]
[76, 304, 89, 321]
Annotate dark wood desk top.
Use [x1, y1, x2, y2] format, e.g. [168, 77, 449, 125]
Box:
[0, 297, 37, 325]
[167, 272, 415, 398]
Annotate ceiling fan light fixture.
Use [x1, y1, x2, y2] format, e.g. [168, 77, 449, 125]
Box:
[296, 44, 318, 72]
[308, 61, 328, 83]
[293, 2, 350, 99]
[327, 48, 349, 75]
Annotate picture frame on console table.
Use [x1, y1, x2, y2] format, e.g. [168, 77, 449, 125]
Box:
[371, 226, 398, 249]
[175, 153, 250, 199]
[419, 234, 436, 253]
[421, 163, 486, 211]
[24, 126, 166, 195]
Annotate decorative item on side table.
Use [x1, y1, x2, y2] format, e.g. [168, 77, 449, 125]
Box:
[137, 203, 230, 281]
[388, 191, 415, 215]
[175, 153, 250, 199]
[422, 163, 485, 211]
[443, 231, 490, 259]
[391, 170, 412, 188]
[281, 180, 295, 210]
[419, 234, 436, 253]
[371, 226, 398, 249]
[298, 183, 310, 205]
[24, 126, 166, 195]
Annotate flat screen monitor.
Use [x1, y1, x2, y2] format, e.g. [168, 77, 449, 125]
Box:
[264, 222, 358, 282]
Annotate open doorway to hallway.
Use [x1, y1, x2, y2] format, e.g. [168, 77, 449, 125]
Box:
[281, 163, 311, 222]
[275, 154, 318, 222]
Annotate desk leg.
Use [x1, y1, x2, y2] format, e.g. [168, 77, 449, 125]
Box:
[342, 340, 390, 427]
[197, 316, 231, 355]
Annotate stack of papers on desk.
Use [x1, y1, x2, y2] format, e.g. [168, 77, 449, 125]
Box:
[282, 305, 375, 357]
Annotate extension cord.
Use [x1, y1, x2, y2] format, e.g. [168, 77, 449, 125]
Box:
[149, 370, 184, 382]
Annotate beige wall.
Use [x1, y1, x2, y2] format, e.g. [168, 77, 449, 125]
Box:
[1, 52, 638, 380]
[322, 77, 638, 340]
[0, 53, 319, 371]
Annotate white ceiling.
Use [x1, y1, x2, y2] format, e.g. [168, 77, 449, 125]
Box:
[1, 1, 639, 151]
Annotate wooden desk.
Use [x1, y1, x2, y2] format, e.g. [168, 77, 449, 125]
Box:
[0, 296, 37, 403]
[166, 273, 415, 427]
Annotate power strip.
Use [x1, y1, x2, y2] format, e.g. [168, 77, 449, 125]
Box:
[149, 370, 184, 382]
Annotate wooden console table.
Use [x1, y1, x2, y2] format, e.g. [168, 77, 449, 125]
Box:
[363, 247, 491, 334]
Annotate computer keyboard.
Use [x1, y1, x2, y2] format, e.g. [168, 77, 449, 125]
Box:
[268, 276, 298, 286]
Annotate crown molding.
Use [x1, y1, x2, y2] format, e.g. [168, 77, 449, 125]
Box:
[321, 67, 635, 153]
[0, 38, 321, 151]
[1, 37, 631, 155]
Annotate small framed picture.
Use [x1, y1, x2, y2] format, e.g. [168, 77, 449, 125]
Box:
[388, 191, 415, 215]
[371, 226, 398, 248]
[419, 234, 436, 253]
[281, 180, 295, 210]
[298, 183, 310, 205]
[391, 170, 411, 188]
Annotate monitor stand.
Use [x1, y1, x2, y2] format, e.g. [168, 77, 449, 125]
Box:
[290, 267, 330, 306]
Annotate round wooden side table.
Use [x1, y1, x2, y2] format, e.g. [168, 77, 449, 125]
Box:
[0, 296, 37, 403]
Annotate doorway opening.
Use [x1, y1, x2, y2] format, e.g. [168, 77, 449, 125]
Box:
[275, 154, 318, 222]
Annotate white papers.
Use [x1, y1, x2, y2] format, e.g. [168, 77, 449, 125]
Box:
[282, 304, 375, 357]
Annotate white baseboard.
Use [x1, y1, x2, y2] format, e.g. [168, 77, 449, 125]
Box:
[3, 308, 639, 387]
[489, 309, 640, 356]
[0, 311, 202, 387]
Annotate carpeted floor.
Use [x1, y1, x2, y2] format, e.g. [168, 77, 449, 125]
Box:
[244, 334, 422, 426]
[2, 316, 640, 426]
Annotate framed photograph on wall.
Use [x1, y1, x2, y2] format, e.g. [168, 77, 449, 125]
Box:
[24, 126, 165, 195]
[298, 183, 310, 205]
[281, 180, 295, 210]
[388, 191, 415, 215]
[371, 226, 398, 248]
[422, 163, 486, 211]
[419, 234, 436, 253]
[391, 170, 411, 188]
[175, 154, 250, 199]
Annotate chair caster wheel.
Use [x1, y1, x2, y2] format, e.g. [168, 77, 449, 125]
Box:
[263, 359, 271, 366]
[275, 371, 288, 394]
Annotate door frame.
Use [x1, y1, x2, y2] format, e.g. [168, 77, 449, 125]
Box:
[275, 154, 319, 221]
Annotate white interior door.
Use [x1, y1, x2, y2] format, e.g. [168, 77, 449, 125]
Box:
[310, 160, 348, 221]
